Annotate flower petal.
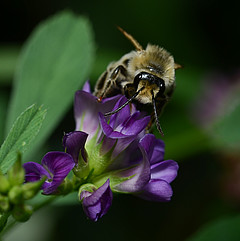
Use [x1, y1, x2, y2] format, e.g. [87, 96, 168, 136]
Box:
[109, 96, 131, 129]
[151, 159, 179, 183]
[23, 162, 51, 182]
[150, 139, 165, 164]
[121, 115, 150, 136]
[41, 152, 75, 194]
[23, 162, 52, 191]
[139, 134, 165, 164]
[63, 131, 88, 164]
[139, 179, 173, 202]
[99, 112, 115, 137]
[74, 90, 120, 139]
[113, 144, 150, 193]
[80, 179, 112, 222]
[82, 80, 91, 93]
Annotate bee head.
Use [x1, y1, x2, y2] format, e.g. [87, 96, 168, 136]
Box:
[133, 72, 165, 104]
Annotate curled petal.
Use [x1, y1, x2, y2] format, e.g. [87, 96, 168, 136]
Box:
[99, 112, 128, 139]
[109, 96, 131, 129]
[99, 113, 150, 139]
[121, 115, 150, 136]
[80, 179, 112, 222]
[41, 152, 75, 194]
[63, 131, 88, 164]
[151, 159, 179, 183]
[113, 144, 150, 193]
[139, 179, 173, 202]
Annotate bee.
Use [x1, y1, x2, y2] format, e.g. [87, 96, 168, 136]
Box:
[94, 27, 181, 135]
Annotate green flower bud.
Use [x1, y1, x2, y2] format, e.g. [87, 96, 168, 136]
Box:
[57, 178, 74, 195]
[12, 204, 33, 222]
[8, 154, 25, 186]
[8, 186, 23, 205]
[0, 194, 10, 212]
[22, 177, 46, 200]
[0, 174, 10, 194]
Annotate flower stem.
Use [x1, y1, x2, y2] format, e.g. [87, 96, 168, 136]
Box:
[0, 196, 57, 238]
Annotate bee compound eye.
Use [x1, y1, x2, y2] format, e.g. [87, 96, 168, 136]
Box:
[156, 78, 165, 93]
[133, 73, 143, 87]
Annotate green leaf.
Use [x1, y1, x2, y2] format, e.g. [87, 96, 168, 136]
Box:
[187, 214, 240, 241]
[0, 104, 46, 174]
[6, 11, 95, 160]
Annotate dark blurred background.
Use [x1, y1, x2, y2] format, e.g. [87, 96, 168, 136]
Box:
[1, 0, 240, 70]
[1, 0, 240, 240]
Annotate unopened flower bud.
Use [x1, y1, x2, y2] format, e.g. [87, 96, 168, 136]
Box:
[57, 178, 74, 195]
[12, 204, 33, 222]
[22, 177, 46, 200]
[0, 194, 10, 212]
[0, 174, 10, 194]
[8, 154, 25, 186]
[79, 180, 112, 221]
[8, 186, 23, 205]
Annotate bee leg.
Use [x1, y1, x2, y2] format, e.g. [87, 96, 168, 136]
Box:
[94, 64, 128, 100]
[101, 65, 127, 97]
[145, 114, 155, 133]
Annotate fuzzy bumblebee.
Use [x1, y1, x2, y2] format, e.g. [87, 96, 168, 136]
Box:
[94, 27, 181, 135]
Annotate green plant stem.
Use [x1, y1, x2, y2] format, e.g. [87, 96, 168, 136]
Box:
[0, 195, 57, 238]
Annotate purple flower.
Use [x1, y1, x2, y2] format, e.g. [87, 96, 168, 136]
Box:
[23, 152, 75, 195]
[99, 96, 151, 157]
[63, 131, 88, 164]
[74, 82, 121, 140]
[112, 134, 178, 202]
[73, 83, 178, 203]
[80, 179, 112, 222]
[24, 81, 178, 221]
[138, 134, 179, 201]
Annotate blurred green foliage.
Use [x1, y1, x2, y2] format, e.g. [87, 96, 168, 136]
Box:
[0, 0, 240, 240]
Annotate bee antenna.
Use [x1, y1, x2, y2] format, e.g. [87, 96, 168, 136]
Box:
[152, 94, 164, 136]
[104, 87, 144, 116]
[117, 26, 143, 51]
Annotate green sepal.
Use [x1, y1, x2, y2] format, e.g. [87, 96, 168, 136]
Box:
[8, 153, 25, 186]
[92, 170, 134, 193]
[12, 204, 33, 222]
[78, 183, 96, 201]
[8, 186, 23, 205]
[0, 174, 11, 194]
[22, 177, 46, 200]
[73, 149, 89, 179]
[0, 194, 10, 212]
[57, 178, 74, 195]
[88, 137, 117, 176]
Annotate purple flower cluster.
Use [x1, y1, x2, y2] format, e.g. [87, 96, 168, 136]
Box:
[23, 81, 178, 222]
